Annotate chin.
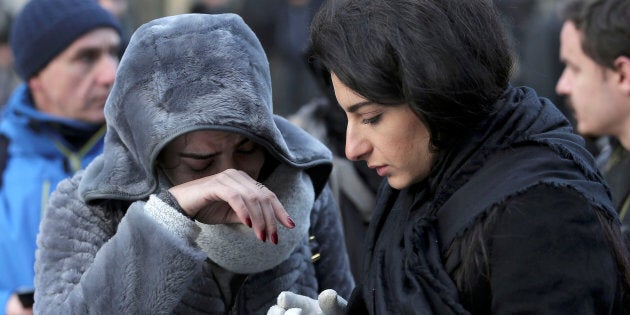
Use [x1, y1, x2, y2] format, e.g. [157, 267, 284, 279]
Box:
[387, 177, 410, 190]
[388, 173, 428, 190]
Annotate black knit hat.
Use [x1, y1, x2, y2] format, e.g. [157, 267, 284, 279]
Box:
[9, 0, 122, 80]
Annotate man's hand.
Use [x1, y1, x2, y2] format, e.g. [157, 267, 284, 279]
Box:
[6, 293, 33, 315]
[267, 290, 347, 315]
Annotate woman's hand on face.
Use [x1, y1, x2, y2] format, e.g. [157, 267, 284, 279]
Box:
[167, 168, 295, 244]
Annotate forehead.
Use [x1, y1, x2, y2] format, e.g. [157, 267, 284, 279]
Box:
[560, 22, 583, 56]
[331, 73, 368, 108]
[560, 21, 608, 72]
[61, 27, 120, 54]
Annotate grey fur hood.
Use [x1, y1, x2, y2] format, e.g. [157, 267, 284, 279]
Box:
[79, 13, 332, 202]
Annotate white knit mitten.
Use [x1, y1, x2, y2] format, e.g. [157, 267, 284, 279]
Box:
[267, 290, 347, 315]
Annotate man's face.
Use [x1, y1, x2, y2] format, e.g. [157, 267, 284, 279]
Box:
[28, 27, 120, 124]
[556, 21, 628, 138]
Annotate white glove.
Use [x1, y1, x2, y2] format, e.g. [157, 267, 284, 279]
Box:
[267, 289, 347, 315]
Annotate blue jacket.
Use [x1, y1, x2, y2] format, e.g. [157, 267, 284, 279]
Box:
[0, 84, 105, 310]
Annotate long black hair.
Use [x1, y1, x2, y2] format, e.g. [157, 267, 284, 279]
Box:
[310, 0, 514, 152]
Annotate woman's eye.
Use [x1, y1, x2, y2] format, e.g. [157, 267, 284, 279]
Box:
[189, 160, 213, 172]
[362, 114, 382, 125]
[237, 142, 259, 154]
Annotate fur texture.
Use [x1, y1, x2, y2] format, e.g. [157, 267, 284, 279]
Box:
[34, 14, 354, 314]
[78, 13, 332, 202]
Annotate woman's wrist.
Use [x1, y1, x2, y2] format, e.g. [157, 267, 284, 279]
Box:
[157, 190, 194, 220]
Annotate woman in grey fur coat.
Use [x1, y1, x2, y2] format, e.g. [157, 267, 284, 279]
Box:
[32, 13, 354, 314]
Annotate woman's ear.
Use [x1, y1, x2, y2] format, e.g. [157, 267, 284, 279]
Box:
[614, 56, 630, 95]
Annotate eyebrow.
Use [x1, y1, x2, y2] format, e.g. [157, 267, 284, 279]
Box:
[72, 42, 121, 59]
[178, 138, 250, 159]
[347, 101, 375, 113]
[73, 47, 101, 58]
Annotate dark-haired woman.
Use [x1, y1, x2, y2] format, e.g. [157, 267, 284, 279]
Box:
[270, 0, 630, 314]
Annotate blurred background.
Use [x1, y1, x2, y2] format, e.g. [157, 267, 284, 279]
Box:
[0, 0, 571, 125]
[0, 0, 325, 117]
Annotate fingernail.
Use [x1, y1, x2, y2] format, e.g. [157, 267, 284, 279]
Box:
[261, 229, 267, 242]
[287, 216, 295, 228]
[246, 217, 252, 228]
[271, 232, 278, 244]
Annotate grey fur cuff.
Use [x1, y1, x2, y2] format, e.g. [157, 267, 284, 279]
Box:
[145, 194, 200, 241]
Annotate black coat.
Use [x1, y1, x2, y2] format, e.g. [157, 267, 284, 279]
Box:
[348, 86, 628, 314]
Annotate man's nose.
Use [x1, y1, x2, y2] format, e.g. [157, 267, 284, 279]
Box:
[555, 68, 571, 96]
[96, 54, 118, 86]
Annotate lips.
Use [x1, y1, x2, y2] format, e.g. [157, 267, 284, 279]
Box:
[370, 164, 388, 177]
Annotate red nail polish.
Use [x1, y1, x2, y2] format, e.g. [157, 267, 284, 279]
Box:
[261, 229, 267, 242]
[246, 217, 252, 228]
[271, 232, 278, 244]
[287, 217, 295, 228]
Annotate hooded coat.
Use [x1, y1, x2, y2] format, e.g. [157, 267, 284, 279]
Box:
[33, 14, 353, 314]
[346, 86, 628, 314]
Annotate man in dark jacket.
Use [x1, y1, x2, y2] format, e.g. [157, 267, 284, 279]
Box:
[555, 0, 630, 243]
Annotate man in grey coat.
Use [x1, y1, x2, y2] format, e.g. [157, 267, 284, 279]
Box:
[33, 13, 353, 314]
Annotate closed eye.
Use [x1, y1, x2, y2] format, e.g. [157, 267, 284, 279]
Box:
[362, 114, 382, 125]
[179, 154, 214, 172]
[236, 139, 260, 154]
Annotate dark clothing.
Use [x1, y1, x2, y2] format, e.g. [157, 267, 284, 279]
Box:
[598, 139, 630, 242]
[348, 86, 627, 314]
[290, 97, 381, 280]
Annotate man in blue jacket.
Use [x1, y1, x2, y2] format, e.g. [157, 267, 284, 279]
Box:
[0, 0, 121, 313]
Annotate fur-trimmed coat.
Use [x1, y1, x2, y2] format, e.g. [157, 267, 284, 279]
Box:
[33, 14, 353, 314]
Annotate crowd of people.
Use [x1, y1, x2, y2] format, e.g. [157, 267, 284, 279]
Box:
[0, 0, 630, 314]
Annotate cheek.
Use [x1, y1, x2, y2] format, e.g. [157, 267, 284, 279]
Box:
[571, 81, 599, 114]
[159, 156, 200, 185]
[574, 74, 604, 98]
[398, 121, 432, 173]
[161, 165, 191, 186]
[402, 137, 431, 168]
[241, 153, 266, 180]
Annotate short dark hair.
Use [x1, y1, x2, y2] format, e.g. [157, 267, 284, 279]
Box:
[559, 0, 630, 69]
[309, 0, 513, 151]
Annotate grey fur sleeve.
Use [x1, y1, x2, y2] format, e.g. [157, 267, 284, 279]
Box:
[34, 172, 207, 314]
[309, 185, 356, 298]
[145, 193, 200, 240]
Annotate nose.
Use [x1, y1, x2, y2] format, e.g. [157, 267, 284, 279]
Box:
[555, 68, 571, 96]
[345, 123, 370, 161]
[96, 54, 118, 86]
[217, 156, 237, 173]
